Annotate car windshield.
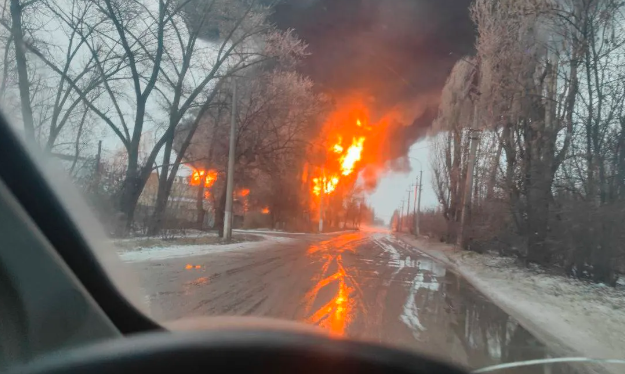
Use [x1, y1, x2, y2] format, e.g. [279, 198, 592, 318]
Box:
[1, 0, 624, 373]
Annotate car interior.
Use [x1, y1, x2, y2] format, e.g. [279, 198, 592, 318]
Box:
[0, 115, 468, 374]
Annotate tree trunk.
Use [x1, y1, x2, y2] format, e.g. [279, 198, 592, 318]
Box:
[526, 164, 551, 264]
[527, 56, 558, 264]
[10, 0, 35, 140]
[618, 119, 625, 198]
[486, 138, 502, 200]
[114, 173, 144, 237]
[148, 189, 169, 236]
[114, 144, 157, 237]
[147, 132, 175, 236]
[214, 187, 227, 237]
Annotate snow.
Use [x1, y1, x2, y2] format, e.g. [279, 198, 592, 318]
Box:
[113, 231, 218, 244]
[373, 236, 406, 285]
[118, 235, 295, 263]
[234, 229, 308, 235]
[400, 273, 428, 340]
[397, 234, 625, 366]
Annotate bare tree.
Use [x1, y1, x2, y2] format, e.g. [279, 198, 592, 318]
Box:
[428, 0, 625, 282]
[8, 0, 35, 139]
[470, 0, 577, 262]
[430, 57, 476, 243]
[182, 69, 325, 235]
[145, 0, 308, 235]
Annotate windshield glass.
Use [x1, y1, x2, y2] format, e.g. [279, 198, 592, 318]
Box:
[1, 0, 624, 373]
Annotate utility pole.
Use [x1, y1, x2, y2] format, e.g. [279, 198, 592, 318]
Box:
[396, 205, 401, 232]
[415, 170, 423, 236]
[399, 200, 405, 232]
[458, 104, 480, 248]
[319, 168, 325, 233]
[413, 180, 418, 234]
[224, 79, 237, 241]
[406, 187, 412, 232]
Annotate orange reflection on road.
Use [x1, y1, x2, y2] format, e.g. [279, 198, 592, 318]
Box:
[304, 255, 354, 337]
[307, 233, 361, 255]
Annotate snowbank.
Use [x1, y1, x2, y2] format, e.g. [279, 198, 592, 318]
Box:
[396, 234, 625, 364]
[118, 235, 295, 263]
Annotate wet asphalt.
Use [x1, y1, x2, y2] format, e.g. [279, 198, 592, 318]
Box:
[128, 227, 564, 372]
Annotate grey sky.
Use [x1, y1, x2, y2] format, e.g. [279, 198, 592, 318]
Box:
[367, 139, 437, 224]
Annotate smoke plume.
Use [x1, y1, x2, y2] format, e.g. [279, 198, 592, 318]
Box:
[271, 0, 475, 173]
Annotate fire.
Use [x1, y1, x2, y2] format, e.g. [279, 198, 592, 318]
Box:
[189, 169, 217, 187]
[261, 207, 270, 214]
[333, 136, 344, 154]
[313, 175, 340, 195]
[311, 114, 368, 196]
[339, 136, 365, 176]
[308, 96, 417, 201]
[238, 188, 250, 197]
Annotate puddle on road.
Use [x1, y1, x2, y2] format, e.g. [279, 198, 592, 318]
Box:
[384, 241, 583, 374]
[303, 234, 582, 374]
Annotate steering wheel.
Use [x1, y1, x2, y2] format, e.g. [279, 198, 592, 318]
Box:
[9, 318, 468, 374]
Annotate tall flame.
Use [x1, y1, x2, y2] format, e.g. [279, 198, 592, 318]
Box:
[311, 114, 368, 197]
[308, 96, 413, 202]
[339, 136, 365, 176]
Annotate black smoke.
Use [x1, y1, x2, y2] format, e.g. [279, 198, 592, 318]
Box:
[271, 0, 475, 160]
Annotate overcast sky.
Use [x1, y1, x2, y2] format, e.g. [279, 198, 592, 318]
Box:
[367, 139, 437, 224]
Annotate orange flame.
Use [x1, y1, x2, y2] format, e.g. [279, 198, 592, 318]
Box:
[238, 188, 250, 197]
[190, 169, 218, 187]
[339, 136, 365, 176]
[312, 175, 340, 196]
[333, 136, 344, 154]
[261, 207, 270, 214]
[308, 95, 425, 200]
[311, 112, 369, 196]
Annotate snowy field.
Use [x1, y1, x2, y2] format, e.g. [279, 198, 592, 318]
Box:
[117, 234, 296, 263]
[396, 234, 625, 365]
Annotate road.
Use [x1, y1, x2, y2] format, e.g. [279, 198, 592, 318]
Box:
[129, 227, 557, 371]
